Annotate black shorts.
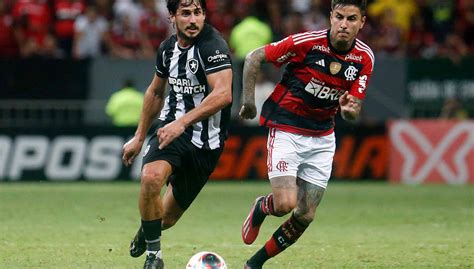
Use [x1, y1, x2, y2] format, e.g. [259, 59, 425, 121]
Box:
[142, 134, 223, 210]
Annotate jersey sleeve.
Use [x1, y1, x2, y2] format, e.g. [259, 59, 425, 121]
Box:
[155, 41, 168, 78]
[264, 34, 308, 67]
[198, 35, 232, 75]
[349, 53, 374, 100]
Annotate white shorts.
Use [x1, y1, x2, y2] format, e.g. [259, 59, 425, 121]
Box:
[267, 128, 336, 189]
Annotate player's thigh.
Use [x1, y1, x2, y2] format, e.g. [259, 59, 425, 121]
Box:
[297, 133, 336, 189]
[141, 134, 181, 186]
[267, 128, 300, 180]
[168, 146, 223, 210]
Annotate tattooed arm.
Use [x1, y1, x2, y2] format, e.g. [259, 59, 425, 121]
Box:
[239, 47, 267, 120]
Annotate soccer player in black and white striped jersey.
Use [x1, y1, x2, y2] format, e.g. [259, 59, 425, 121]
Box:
[121, 1, 233, 268]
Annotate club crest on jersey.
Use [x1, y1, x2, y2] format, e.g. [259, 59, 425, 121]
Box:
[344, 65, 359, 81]
[329, 62, 341, 75]
[186, 59, 199, 74]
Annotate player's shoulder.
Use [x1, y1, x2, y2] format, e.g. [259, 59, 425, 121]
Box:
[158, 35, 177, 52]
[196, 24, 228, 48]
[353, 38, 375, 66]
[290, 29, 328, 46]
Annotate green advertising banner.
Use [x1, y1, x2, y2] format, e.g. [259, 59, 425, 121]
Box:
[407, 58, 474, 117]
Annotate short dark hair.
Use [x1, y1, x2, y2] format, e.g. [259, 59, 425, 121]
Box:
[331, 0, 367, 15]
[167, 0, 207, 15]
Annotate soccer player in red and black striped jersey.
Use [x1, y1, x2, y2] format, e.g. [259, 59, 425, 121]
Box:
[239, 1, 374, 268]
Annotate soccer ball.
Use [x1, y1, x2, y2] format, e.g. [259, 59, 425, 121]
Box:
[186, 251, 227, 269]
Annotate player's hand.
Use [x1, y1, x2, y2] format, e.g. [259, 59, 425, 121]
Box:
[122, 136, 143, 167]
[339, 91, 361, 120]
[157, 120, 185, 149]
[239, 103, 257, 119]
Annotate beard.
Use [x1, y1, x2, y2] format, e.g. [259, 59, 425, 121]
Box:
[177, 25, 200, 42]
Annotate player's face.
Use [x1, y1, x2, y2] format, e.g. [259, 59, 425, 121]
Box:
[329, 5, 365, 49]
[172, 1, 206, 46]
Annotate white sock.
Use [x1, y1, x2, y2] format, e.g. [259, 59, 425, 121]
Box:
[146, 250, 162, 258]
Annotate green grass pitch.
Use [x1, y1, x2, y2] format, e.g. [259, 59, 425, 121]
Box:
[0, 181, 473, 268]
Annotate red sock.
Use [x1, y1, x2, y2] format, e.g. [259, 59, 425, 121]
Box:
[261, 193, 274, 215]
[248, 213, 309, 266]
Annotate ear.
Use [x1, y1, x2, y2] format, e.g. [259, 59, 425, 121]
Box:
[360, 15, 366, 29]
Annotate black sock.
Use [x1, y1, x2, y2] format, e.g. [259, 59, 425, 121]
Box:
[247, 247, 269, 267]
[248, 213, 309, 266]
[141, 219, 162, 252]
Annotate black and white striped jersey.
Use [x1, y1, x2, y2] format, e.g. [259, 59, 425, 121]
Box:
[155, 24, 232, 150]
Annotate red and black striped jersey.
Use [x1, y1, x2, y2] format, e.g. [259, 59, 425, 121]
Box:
[261, 29, 374, 136]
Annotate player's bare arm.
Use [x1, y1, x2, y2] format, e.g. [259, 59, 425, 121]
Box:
[157, 68, 232, 149]
[239, 47, 266, 119]
[339, 91, 362, 122]
[122, 74, 166, 166]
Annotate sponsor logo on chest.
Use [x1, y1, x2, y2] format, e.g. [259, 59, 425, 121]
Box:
[344, 53, 363, 62]
[168, 77, 206, 94]
[312, 44, 330, 53]
[304, 78, 344, 101]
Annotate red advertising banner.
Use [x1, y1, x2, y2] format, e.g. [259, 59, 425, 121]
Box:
[0, 124, 388, 181]
[212, 124, 388, 181]
[389, 120, 474, 184]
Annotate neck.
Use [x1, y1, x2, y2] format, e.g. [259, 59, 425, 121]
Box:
[330, 39, 353, 52]
[177, 31, 194, 48]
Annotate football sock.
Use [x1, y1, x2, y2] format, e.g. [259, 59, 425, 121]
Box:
[146, 250, 162, 258]
[142, 219, 162, 253]
[248, 213, 309, 266]
[252, 194, 275, 226]
[260, 193, 275, 215]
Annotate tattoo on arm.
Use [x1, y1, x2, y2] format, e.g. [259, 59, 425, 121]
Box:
[242, 47, 266, 104]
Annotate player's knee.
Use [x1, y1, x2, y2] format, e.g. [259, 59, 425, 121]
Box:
[161, 218, 177, 230]
[140, 173, 166, 195]
[273, 197, 297, 216]
[293, 209, 315, 226]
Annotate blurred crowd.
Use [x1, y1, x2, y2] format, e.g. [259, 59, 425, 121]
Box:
[0, 0, 473, 61]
